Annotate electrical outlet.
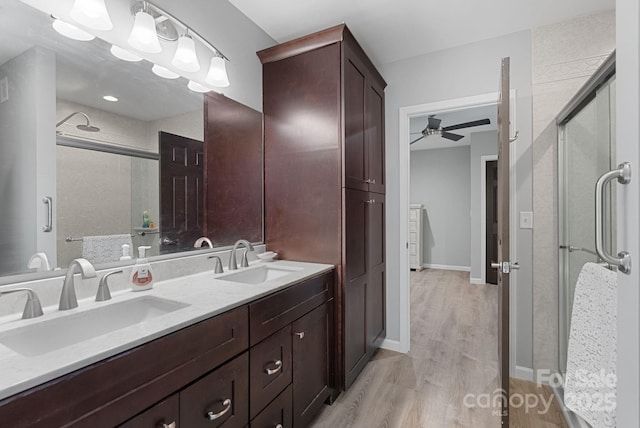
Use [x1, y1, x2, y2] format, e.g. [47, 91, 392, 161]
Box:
[0, 76, 8, 103]
[520, 211, 533, 229]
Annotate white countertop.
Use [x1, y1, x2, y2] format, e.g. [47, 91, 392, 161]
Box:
[0, 260, 333, 401]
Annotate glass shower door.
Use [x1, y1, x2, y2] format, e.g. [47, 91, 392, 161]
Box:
[558, 76, 616, 373]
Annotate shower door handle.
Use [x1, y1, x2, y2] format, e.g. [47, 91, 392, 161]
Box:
[595, 162, 632, 274]
[42, 197, 52, 232]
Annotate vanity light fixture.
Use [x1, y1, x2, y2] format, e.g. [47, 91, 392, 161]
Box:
[152, 64, 180, 79]
[103, 95, 118, 102]
[110, 45, 143, 62]
[172, 32, 200, 72]
[128, 2, 162, 53]
[52, 17, 95, 41]
[205, 56, 230, 88]
[187, 80, 211, 93]
[69, 0, 113, 31]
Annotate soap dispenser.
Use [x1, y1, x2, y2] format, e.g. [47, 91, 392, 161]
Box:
[130, 246, 154, 291]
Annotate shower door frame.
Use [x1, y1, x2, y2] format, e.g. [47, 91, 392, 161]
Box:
[556, 52, 616, 374]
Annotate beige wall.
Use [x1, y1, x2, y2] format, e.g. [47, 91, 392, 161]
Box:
[532, 10, 615, 374]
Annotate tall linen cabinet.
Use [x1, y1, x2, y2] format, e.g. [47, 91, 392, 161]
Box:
[259, 24, 387, 390]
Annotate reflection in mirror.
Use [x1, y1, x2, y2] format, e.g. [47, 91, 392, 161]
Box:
[0, 0, 263, 282]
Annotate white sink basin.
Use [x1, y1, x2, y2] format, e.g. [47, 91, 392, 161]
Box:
[0, 296, 188, 357]
[220, 265, 302, 285]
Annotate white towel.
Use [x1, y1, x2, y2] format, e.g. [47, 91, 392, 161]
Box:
[565, 262, 617, 428]
[82, 234, 133, 264]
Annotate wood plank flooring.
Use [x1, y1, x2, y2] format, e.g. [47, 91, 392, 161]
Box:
[310, 269, 567, 428]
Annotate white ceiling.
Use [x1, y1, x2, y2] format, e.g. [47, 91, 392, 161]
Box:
[410, 105, 497, 151]
[229, 0, 615, 65]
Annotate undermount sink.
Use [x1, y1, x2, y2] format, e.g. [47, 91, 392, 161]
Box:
[0, 296, 188, 357]
[219, 265, 302, 285]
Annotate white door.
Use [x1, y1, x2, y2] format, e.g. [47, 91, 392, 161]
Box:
[615, 2, 639, 426]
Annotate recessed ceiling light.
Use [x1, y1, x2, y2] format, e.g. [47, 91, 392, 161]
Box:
[103, 95, 118, 102]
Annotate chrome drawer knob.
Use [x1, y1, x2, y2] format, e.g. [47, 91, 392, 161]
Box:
[265, 359, 283, 375]
[294, 331, 305, 339]
[205, 398, 231, 421]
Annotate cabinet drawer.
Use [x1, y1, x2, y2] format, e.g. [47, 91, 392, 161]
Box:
[250, 326, 292, 418]
[119, 394, 179, 428]
[251, 385, 292, 428]
[180, 352, 249, 428]
[249, 272, 332, 345]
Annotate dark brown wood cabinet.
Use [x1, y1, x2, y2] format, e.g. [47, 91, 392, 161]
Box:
[0, 271, 334, 428]
[259, 24, 386, 390]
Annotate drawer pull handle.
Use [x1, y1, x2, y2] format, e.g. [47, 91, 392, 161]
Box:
[265, 360, 283, 375]
[276, 424, 283, 428]
[205, 398, 231, 421]
[162, 423, 176, 428]
[294, 331, 305, 339]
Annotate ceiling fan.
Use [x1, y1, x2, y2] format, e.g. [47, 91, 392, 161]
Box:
[410, 115, 491, 144]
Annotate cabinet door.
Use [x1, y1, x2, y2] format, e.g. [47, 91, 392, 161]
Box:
[366, 83, 385, 194]
[292, 304, 330, 427]
[251, 385, 292, 428]
[344, 188, 369, 389]
[249, 326, 292, 419]
[344, 49, 368, 192]
[367, 193, 386, 351]
[180, 353, 249, 428]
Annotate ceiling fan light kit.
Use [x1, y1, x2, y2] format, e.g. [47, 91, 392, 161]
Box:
[410, 115, 491, 144]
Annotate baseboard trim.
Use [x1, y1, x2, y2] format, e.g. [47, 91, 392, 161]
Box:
[380, 338, 409, 353]
[469, 277, 484, 284]
[422, 264, 470, 272]
[514, 365, 534, 381]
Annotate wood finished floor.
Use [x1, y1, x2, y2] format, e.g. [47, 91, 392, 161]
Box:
[309, 269, 567, 428]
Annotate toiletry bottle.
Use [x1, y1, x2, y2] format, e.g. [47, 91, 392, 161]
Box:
[142, 211, 150, 228]
[130, 246, 153, 291]
[119, 244, 132, 261]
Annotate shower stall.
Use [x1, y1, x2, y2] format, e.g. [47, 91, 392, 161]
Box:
[557, 56, 616, 375]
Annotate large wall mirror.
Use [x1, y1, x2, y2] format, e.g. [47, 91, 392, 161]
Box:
[0, 0, 263, 282]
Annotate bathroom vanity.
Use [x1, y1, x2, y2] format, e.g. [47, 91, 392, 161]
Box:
[0, 261, 334, 428]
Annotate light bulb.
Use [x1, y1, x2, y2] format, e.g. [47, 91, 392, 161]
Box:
[205, 56, 230, 87]
[152, 64, 180, 79]
[52, 18, 95, 41]
[110, 45, 143, 62]
[172, 34, 199, 72]
[128, 10, 161, 53]
[70, 0, 113, 31]
[187, 80, 210, 93]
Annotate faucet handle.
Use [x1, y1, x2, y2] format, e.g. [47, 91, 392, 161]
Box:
[241, 249, 250, 268]
[208, 255, 224, 273]
[96, 270, 123, 302]
[0, 288, 44, 319]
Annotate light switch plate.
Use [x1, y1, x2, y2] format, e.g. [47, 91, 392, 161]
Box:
[520, 211, 533, 229]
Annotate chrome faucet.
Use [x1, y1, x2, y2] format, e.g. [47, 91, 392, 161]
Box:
[194, 237, 214, 248]
[0, 288, 44, 319]
[228, 240, 254, 270]
[59, 258, 97, 310]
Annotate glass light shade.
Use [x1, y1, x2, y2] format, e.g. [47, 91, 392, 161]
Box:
[205, 56, 230, 87]
[172, 35, 200, 72]
[187, 80, 210, 93]
[69, 0, 113, 31]
[110, 45, 142, 62]
[128, 11, 161, 53]
[152, 64, 180, 79]
[52, 18, 95, 41]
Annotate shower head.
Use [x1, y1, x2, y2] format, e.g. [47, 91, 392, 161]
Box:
[56, 112, 101, 133]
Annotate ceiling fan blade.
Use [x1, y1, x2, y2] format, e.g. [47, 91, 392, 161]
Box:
[442, 118, 491, 131]
[427, 116, 441, 130]
[441, 132, 464, 141]
[410, 135, 426, 144]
